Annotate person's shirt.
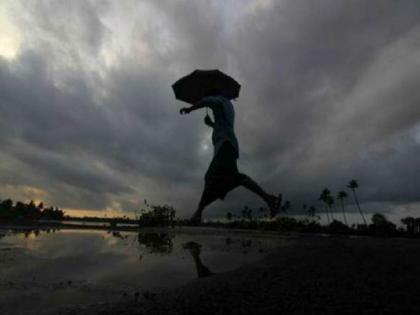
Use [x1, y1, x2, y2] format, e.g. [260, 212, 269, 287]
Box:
[197, 95, 239, 158]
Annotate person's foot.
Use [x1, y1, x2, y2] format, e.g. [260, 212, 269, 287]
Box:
[268, 193, 282, 218]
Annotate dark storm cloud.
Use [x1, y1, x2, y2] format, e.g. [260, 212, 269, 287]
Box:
[233, 0, 420, 157]
[21, 0, 109, 54]
[149, 0, 230, 68]
[0, 0, 222, 211]
[229, 0, 420, 208]
[1, 0, 420, 218]
[0, 49, 202, 209]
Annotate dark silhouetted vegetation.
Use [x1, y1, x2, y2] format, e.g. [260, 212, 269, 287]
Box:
[400, 216, 420, 236]
[0, 198, 64, 221]
[368, 213, 397, 236]
[316, 179, 367, 228]
[337, 191, 348, 226]
[319, 189, 333, 224]
[188, 212, 412, 237]
[348, 179, 367, 225]
[137, 201, 176, 227]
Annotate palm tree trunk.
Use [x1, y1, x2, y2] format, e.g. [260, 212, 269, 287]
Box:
[340, 199, 348, 226]
[325, 206, 330, 224]
[352, 189, 367, 225]
[330, 206, 335, 221]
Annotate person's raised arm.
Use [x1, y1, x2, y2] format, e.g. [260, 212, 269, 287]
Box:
[179, 102, 206, 115]
[179, 97, 215, 115]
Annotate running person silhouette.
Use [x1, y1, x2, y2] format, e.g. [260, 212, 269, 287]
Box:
[180, 89, 282, 224]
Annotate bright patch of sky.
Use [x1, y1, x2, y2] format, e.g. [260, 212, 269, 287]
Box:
[0, 5, 21, 60]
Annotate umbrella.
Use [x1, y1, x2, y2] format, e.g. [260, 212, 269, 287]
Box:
[172, 69, 241, 105]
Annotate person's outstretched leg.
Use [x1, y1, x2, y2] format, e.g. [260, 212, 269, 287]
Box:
[238, 173, 282, 217]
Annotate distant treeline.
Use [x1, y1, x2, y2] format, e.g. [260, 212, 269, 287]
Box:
[64, 215, 137, 224]
[0, 199, 64, 221]
[0, 198, 176, 227]
[3, 195, 420, 239]
[184, 213, 420, 237]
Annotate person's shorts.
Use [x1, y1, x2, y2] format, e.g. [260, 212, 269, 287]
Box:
[204, 142, 241, 200]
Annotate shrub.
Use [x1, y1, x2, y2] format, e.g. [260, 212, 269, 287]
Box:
[138, 204, 176, 227]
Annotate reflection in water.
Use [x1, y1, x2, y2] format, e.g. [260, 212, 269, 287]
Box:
[107, 231, 174, 255]
[241, 239, 252, 248]
[183, 241, 213, 278]
[109, 231, 129, 240]
[137, 233, 174, 254]
[1, 228, 57, 239]
[24, 230, 41, 238]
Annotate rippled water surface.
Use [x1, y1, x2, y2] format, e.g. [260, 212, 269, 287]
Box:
[0, 228, 291, 314]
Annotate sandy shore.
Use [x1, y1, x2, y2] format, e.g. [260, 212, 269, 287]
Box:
[42, 235, 420, 315]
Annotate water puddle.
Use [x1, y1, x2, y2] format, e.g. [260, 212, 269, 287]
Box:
[0, 228, 291, 314]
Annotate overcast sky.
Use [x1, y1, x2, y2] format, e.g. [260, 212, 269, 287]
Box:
[1, 0, 420, 221]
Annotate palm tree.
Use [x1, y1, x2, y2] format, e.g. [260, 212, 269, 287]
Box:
[247, 208, 253, 221]
[258, 207, 266, 220]
[401, 217, 415, 234]
[281, 201, 291, 214]
[226, 212, 232, 222]
[347, 179, 367, 225]
[241, 206, 249, 220]
[319, 188, 331, 224]
[415, 218, 420, 234]
[326, 195, 335, 221]
[337, 191, 348, 226]
[308, 206, 317, 220]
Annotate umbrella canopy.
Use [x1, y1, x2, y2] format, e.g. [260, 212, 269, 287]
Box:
[172, 69, 241, 105]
